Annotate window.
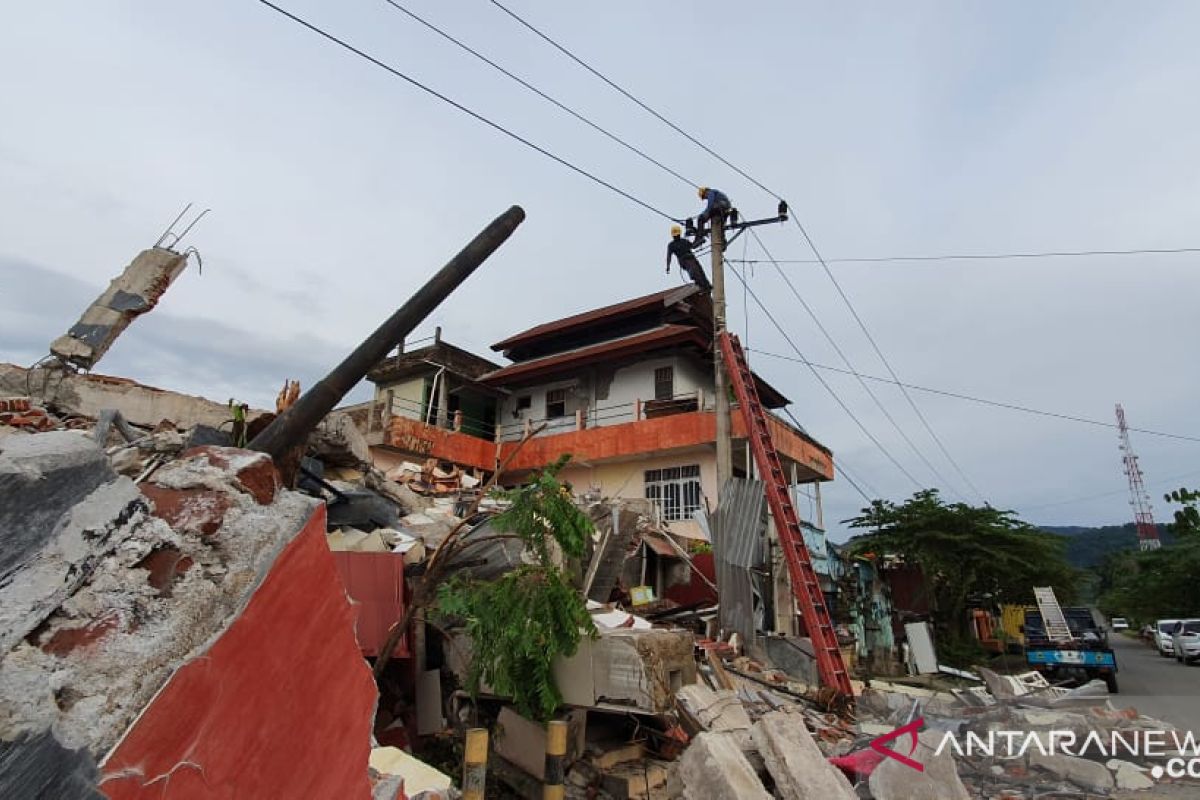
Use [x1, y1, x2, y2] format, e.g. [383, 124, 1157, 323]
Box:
[515, 395, 531, 411]
[654, 366, 674, 401]
[546, 388, 566, 418]
[645, 464, 702, 521]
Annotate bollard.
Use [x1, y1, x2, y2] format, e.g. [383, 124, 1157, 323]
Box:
[543, 719, 567, 800]
[462, 727, 488, 800]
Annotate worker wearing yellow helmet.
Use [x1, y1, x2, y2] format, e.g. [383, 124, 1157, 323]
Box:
[693, 186, 731, 246]
[666, 224, 712, 292]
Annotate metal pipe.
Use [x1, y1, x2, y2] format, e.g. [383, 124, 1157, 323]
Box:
[249, 205, 525, 460]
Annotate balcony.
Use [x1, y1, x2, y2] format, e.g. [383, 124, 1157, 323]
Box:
[371, 392, 834, 483]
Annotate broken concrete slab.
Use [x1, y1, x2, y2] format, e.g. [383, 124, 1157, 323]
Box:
[751, 711, 856, 799]
[1112, 759, 1154, 790]
[1029, 751, 1115, 792]
[0, 431, 116, 579]
[493, 706, 586, 781]
[0, 730, 102, 800]
[869, 731, 970, 800]
[676, 684, 752, 732]
[311, 411, 372, 467]
[668, 731, 771, 800]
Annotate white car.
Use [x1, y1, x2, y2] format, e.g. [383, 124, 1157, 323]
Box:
[1111, 617, 1129, 631]
[1156, 619, 1180, 657]
[1172, 620, 1200, 664]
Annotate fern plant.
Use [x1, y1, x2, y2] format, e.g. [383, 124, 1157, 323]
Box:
[437, 455, 597, 721]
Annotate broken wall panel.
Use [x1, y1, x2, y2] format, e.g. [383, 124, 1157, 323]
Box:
[99, 505, 377, 799]
[50, 248, 189, 370]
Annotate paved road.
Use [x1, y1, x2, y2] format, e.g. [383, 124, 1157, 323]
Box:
[1111, 634, 1200, 733]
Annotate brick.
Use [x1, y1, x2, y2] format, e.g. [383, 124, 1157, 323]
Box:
[139, 484, 233, 537]
[136, 546, 196, 595]
[40, 613, 120, 657]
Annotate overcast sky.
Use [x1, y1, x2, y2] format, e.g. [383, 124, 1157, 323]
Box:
[3, 2, 1199, 539]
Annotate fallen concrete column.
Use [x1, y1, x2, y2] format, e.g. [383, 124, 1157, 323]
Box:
[669, 731, 771, 800]
[751, 711, 856, 800]
[868, 731, 970, 800]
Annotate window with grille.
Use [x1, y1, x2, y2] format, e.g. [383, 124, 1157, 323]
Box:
[654, 366, 674, 401]
[644, 464, 702, 521]
[545, 388, 566, 418]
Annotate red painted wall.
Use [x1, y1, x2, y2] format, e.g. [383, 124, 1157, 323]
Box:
[100, 505, 377, 799]
[331, 551, 409, 658]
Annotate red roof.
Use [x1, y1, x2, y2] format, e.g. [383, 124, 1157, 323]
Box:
[491, 285, 701, 353]
[480, 324, 709, 386]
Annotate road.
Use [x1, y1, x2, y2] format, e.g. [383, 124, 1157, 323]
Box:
[1111, 633, 1200, 733]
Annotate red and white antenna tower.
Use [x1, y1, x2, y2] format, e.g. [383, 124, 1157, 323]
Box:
[1116, 403, 1161, 551]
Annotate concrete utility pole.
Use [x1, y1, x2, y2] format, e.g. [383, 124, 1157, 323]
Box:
[711, 215, 732, 490]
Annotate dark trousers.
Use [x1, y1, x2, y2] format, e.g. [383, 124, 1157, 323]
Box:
[679, 254, 712, 292]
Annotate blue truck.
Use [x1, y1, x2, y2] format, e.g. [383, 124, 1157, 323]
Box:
[1023, 607, 1119, 693]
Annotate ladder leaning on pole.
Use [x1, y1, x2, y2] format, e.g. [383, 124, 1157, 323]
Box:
[718, 331, 853, 697]
[1033, 586, 1075, 643]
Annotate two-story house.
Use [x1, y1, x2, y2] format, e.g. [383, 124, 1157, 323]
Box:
[359, 285, 834, 544]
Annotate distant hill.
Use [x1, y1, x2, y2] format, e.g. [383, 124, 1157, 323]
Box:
[1040, 523, 1174, 568]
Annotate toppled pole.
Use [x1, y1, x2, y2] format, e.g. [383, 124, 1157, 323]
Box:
[250, 205, 526, 460]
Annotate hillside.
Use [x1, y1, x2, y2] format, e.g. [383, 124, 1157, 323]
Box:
[1040, 523, 1174, 568]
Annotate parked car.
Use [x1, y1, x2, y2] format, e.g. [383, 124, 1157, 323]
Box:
[1156, 619, 1180, 657]
[1110, 617, 1129, 631]
[1171, 619, 1200, 664]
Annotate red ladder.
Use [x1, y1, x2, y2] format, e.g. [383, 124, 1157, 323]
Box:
[719, 332, 852, 697]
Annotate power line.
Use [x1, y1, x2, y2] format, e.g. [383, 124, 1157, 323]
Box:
[748, 228, 964, 498]
[1022, 467, 1200, 513]
[489, 0, 781, 201]
[725, 265, 925, 490]
[253, 0, 680, 222]
[378, 0, 696, 189]
[782, 407, 875, 504]
[786, 215, 986, 501]
[728, 246, 1200, 266]
[747, 346, 1200, 445]
[485, 3, 981, 499]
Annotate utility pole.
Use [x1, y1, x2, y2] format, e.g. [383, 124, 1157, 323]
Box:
[711, 214, 732, 491]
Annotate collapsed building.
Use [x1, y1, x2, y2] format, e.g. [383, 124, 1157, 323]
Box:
[2, 212, 1183, 799]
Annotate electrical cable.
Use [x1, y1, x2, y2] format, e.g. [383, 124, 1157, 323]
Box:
[726, 264, 924, 490]
[1020, 467, 1200, 513]
[727, 246, 1200, 266]
[781, 407, 876, 504]
[254, 0, 681, 222]
[489, 0, 780, 200]
[746, 347, 1200, 444]
[485, 3, 982, 498]
[378, 0, 697, 189]
[748, 227, 964, 499]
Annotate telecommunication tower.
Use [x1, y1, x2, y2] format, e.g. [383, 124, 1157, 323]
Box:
[1116, 403, 1161, 551]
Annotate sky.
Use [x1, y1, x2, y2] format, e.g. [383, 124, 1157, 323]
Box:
[3, 1, 1199, 540]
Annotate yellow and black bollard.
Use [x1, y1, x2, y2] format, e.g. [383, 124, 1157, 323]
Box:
[543, 719, 567, 800]
[462, 727, 488, 800]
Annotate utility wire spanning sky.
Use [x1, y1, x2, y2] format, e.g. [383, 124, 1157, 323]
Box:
[3, 1, 1200, 538]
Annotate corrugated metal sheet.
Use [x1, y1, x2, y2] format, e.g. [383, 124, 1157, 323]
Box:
[711, 478, 768, 643]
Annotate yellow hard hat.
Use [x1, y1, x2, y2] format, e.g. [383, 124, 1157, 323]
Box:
[698, 186, 709, 199]
[670, 224, 682, 237]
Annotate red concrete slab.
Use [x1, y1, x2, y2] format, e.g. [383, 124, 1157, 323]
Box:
[99, 504, 376, 799]
[331, 551, 409, 658]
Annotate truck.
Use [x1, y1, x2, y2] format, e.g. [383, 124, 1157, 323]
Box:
[1022, 607, 1118, 693]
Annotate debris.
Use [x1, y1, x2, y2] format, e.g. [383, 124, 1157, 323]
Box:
[751, 710, 856, 800]
[369, 746, 453, 797]
[668, 732, 771, 800]
[1029, 751, 1115, 793]
[868, 731, 970, 800]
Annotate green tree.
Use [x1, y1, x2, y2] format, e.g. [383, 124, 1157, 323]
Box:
[846, 490, 1078, 659]
[437, 456, 596, 721]
[1099, 487, 1200, 620]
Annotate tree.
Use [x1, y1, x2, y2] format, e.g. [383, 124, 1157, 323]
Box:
[1099, 486, 1200, 620]
[437, 456, 596, 721]
[846, 490, 1077, 656]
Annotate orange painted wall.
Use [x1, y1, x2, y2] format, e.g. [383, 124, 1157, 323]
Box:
[383, 410, 834, 481]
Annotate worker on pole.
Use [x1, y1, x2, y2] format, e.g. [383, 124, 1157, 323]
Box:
[666, 225, 712, 291]
[692, 186, 731, 246]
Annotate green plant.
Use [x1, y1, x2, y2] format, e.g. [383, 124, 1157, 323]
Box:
[437, 456, 597, 721]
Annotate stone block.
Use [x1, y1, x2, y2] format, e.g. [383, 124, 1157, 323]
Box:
[676, 684, 752, 732]
[668, 732, 770, 800]
[1029, 751, 1114, 792]
[869, 731, 970, 800]
[751, 711, 856, 799]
